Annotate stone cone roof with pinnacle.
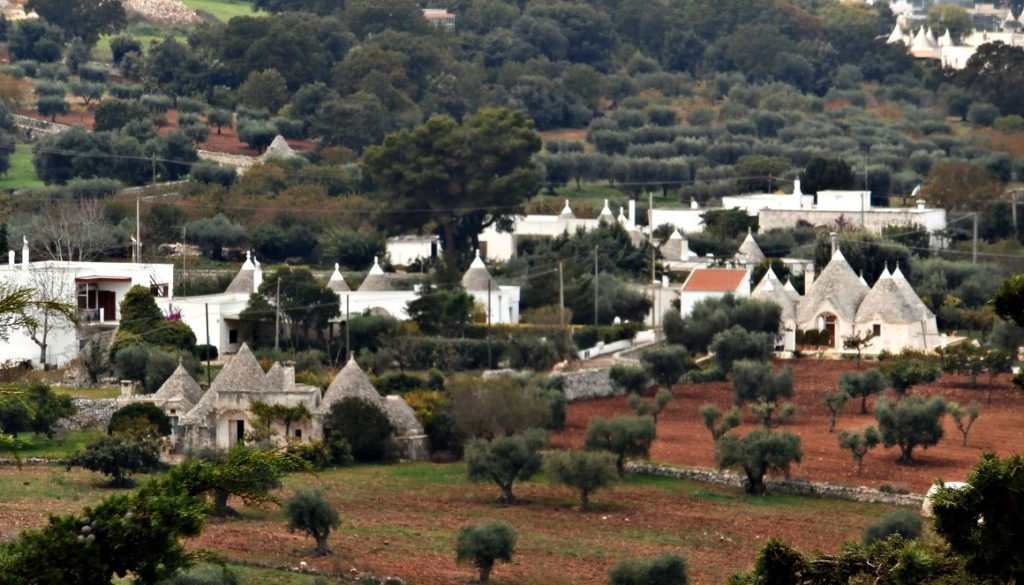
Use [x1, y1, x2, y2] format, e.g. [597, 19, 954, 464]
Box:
[358, 257, 393, 292]
[558, 199, 575, 219]
[752, 269, 796, 321]
[225, 251, 255, 294]
[181, 343, 266, 426]
[856, 268, 920, 323]
[151, 361, 203, 409]
[598, 199, 614, 221]
[326, 263, 350, 292]
[321, 356, 383, 412]
[891, 264, 935, 320]
[660, 228, 685, 261]
[261, 135, 297, 160]
[797, 249, 869, 323]
[735, 228, 766, 264]
[784, 279, 801, 300]
[461, 250, 499, 291]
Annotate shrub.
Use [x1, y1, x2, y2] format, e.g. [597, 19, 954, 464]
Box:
[164, 565, 241, 585]
[967, 102, 999, 126]
[640, 344, 693, 389]
[190, 161, 237, 187]
[608, 364, 650, 394]
[286, 489, 340, 556]
[324, 397, 396, 462]
[67, 433, 162, 487]
[195, 344, 218, 361]
[863, 510, 923, 545]
[839, 369, 888, 414]
[108, 402, 172, 436]
[455, 521, 516, 584]
[609, 554, 689, 585]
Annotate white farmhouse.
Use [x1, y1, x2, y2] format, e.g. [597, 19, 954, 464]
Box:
[0, 238, 173, 367]
[678, 268, 751, 316]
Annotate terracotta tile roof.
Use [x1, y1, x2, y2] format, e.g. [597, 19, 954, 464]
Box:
[682, 269, 748, 292]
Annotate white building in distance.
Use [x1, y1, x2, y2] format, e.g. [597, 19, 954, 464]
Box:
[0, 238, 173, 367]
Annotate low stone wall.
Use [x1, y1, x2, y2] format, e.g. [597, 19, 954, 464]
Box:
[55, 398, 118, 432]
[558, 368, 619, 402]
[627, 462, 924, 507]
[198, 150, 255, 173]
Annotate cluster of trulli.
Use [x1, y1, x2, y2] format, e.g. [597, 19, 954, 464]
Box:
[128, 344, 428, 459]
[750, 240, 939, 354]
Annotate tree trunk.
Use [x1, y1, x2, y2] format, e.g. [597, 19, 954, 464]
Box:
[479, 563, 493, 584]
[899, 444, 914, 463]
[499, 484, 515, 505]
[856, 456, 864, 475]
[616, 454, 625, 477]
[579, 489, 591, 511]
[314, 533, 329, 556]
[828, 413, 836, 433]
[860, 394, 868, 415]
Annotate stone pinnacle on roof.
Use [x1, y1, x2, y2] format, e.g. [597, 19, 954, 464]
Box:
[793, 178, 803, 195]
[797, 248, 869, 323]
[887, 22, 905, 44]
[858, 271, 868, 287]
[462, 249, 500, 292]
[558, 199, 575, 219]
[225, 251, 256, 294]
[327, 262, 350, 292]
[358, 256, 393, 292]
[938, 29, 953, 47]
[669, 228, 683, 240]
[617, 206, 627, 224]
[598, 199, 614, 221]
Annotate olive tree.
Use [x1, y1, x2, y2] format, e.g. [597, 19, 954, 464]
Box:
[824, 390, 848, 433]
[639, 344, 693, 389]
[882, 358, 940, 397]
[873, 395, 946, 463]
[465, 429, 547, 505]
[285, 489, 340, 556]
[715, 428, 802, 495]
[627, 389, 671, 423]
[838, 368, 887, 414]
[609, 553, 689, 585]
[584, 415, 656, 476]
[544, 449, 618, 511]
[837, 426, 880, 474]
[731, 360, 795, 428]
[455, 521, 516, 584]
[609, 363, 650, 394]
[699, 404, 741, 443]
[947, 400, 980, 446]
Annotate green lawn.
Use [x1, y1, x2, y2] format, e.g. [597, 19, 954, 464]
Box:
[12, 429, 105, 459]
[55, 386, 121, 399]
[181, 0, 258, 20]
[0, 143, 43, 190]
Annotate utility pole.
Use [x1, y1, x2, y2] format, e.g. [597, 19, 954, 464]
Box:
[486, 279, 493, 369]
[972, 211, 979, 264]
[136, 197, 141, 263]
[345, 294, 350, 361]
[1013, 190, 1019, 238]
[274, 278, 281, 350]
[558, 261, 565, 328]
[204, 303, 211, 387]
[593, 245, 599, 326]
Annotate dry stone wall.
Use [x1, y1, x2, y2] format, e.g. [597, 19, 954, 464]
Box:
[55, 398, 118, 432]
[558, 368, 618, 402]
[627, 462, 925, 507]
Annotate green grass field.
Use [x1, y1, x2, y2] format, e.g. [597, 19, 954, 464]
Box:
[12, 430, 105, 459]
[55, 386, 121, 399]
[0, 143, 43, 190]
[181, 0, 257, 20]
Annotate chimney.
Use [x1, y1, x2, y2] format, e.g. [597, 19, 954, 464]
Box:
[7, 250, 13, 266]
[690, 199, 699, 209]
[628, 199, 636, 229]
[793, 178, 803, 196]
[21, 236, 28, 270]
[252, 252, 262, 292]
[282, 361, 295, 388]
[916, 199, 926, 210]
[661, 274, 669, 287]
[805, 263, 816, 289]
[830, 232, 838, 256]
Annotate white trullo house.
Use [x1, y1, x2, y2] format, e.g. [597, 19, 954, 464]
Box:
[127, 344, 428, 459]
[752, 245, 940, 355]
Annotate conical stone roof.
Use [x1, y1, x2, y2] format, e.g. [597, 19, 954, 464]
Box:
[261, 135, 297, 160]
[797, 249, 869, 323]
[322, 356, 383, 411]
[660, 228, 685, 261]
[326, 263, 350, 292]
[358, 257, 393, 292]
[208, 343, 267, 394]
[383, 395, 425, 437]
[735, 228, 766, 264]
[752, 270, 796, 321]
[598, 199, 614, 222]
[891, 264, 935, 320]
[856, 270, 919, 323]
[225, 251, 255, 294]
[461, 249, 499, 291]
[784, 278, 801, 300]
[151, 361, 203, 408]
[558, 199, 575, 219]
[887, 22, 905, 44]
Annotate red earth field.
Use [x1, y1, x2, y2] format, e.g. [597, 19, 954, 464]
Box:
[554, 358, 1024, 493]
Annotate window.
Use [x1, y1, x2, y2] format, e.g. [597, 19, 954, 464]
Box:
[873, 324, 881, 336]
[229, 329, 238, 344]
[294, 429, 302, 438]
[150, 283, 169, 297]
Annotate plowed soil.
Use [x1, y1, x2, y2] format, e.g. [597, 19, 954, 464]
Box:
[555, 359, 1024, 493]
